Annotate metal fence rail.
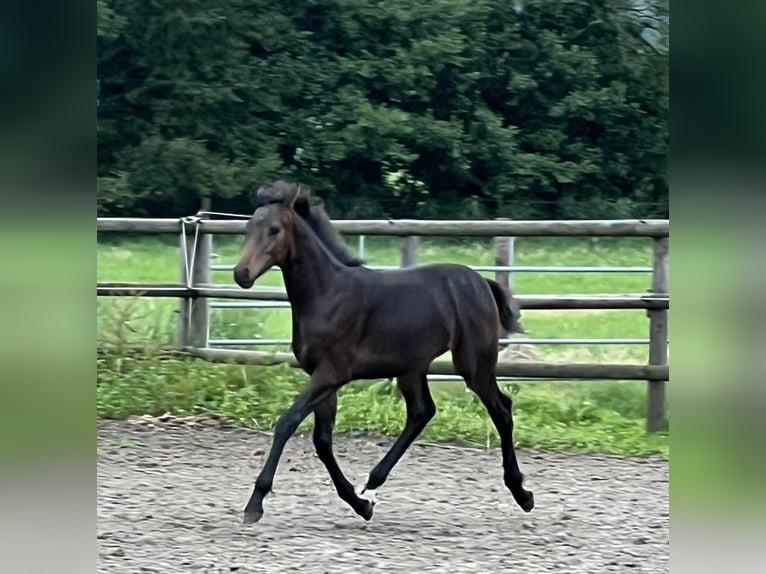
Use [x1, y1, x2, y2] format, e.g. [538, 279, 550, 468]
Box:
[205, 231, 658, 350]
[209, 263, 653, 273]
[207, 337, 652, 347]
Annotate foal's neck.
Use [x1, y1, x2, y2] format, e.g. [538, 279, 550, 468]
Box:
[280, 216, 349, 309]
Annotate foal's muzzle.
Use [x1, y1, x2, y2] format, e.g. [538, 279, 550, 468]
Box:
[233, 266, 256, 289]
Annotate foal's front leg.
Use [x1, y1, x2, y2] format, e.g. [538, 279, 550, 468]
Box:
[313, 393, 374, 520]
[243, 372, 341, 524]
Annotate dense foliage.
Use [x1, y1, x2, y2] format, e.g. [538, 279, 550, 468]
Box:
[97, 0, 668, 219]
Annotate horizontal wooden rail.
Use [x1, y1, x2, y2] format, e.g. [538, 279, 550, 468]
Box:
[96, 346, 668, 380]
[187, 348, 668, 380]
[97, 217, 669, 237]
[97, 218, 182, 233]
[96, 283, 288, 301]
[96, 282, 669, 309]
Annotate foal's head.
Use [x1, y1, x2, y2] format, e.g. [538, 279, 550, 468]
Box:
[233, 181, 303, 289]
[255, 181, 364, 267]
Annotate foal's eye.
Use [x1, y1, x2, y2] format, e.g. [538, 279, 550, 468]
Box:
[268, 225, 281, 237]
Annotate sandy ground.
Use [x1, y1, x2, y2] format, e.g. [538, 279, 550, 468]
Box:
[97, 419, 668, 573]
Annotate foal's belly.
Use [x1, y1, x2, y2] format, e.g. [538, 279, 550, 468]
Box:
[349, 313, 451, 379]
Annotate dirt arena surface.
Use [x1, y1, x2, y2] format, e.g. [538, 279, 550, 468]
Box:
[97, 419, 668, 573]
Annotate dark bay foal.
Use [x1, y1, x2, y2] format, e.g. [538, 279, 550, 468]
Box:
[233, 181, 534, 524]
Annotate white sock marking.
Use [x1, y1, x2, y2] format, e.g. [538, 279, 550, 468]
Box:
[361, 489, 377, 504]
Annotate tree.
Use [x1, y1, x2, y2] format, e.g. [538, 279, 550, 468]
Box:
[97, 0, 668, 219]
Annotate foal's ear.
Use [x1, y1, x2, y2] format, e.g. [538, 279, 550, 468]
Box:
[290, 184, 311, 216]
[281, 183, 299, 208]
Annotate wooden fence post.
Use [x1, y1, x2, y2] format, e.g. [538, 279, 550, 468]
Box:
[493, 218, 515, 291]
[400, 236, 419, 268]
[646, 236, 669, 433]
[494, 238, 509, 290]
[494, 219, 513, 341]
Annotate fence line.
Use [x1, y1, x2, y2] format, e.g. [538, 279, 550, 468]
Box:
[183, 348, 669, 381]
[206, 337, 651, 347]
[97, 217, 669, 236]
[95, 345, 667, 382]
[198, 219, 665, 353]
[96, 283, 669, 309]
[210, 263, 653, 273]
[96, 215, 670, 432]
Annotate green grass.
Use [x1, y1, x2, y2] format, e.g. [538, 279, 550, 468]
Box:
[97, 356, 667, 457]
[97, 235, 668, 458]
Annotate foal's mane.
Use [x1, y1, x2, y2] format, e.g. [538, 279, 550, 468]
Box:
[254, 181, 364, 267]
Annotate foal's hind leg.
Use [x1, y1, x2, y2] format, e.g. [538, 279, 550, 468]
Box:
[362, 371, 435, 498]
[454, 349, 534, 513]
[476, 378, 534, 512]
[313, 393, 374, 520]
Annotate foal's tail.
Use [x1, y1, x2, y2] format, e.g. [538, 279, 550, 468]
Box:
[486, 279, 525, 335]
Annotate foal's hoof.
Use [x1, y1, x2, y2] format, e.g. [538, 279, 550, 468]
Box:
[358, 499, 375, 521]
[519, 490, 535, 513]
[242, 509, 264, 524]
[357, 488, 376, 521]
